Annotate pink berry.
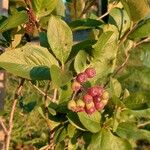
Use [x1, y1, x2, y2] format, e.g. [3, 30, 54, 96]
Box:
[83, 94, 93, 104]
[94, 101, 104, 111]
[71, 81, 81, 92]
[85, 106, 96, 115]
[76, 73, 88, 83]
[93, 96, 101, 103]
[85, 67, 96, 78]
[87, 86, 103, 97]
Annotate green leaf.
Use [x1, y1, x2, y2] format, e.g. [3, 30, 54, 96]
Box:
[116, 122, 150, 142]
[109, 8, 131, 37]
[50, 65, 72, 88]
[54, 126, 67, 143]
[110, 78, 122, 98]
[91, 31, 118, 79]
[0, 11, 28, 33]
[0, 44, 58, 80]
[67, 112, 86, 131]
[78, 111, 101, 133]
[69, 18, 103, 31]
[129, 18, 150, 39]
[140, 44, 150, 68]
[88, 128, 132, 150]
[52, 0, 65, 17]
[31, 0, 58, 18]
[59, 82, 72, 103]
[47, 16, 73, 64]
[120, 0, 150, 22]
[74, 50, 88, 73]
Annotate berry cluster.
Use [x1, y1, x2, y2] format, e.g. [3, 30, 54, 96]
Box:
[68, 67, 109, 115]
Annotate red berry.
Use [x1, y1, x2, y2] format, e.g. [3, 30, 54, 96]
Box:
[87, 86, 103, 97]
[76, 73, 88, 83]
[85, 106, 96, 115]
[83, 94, 93, 104]
[71, 81, 81, 92]
[85, 67, 96, 78]
[68, 100, 77, 111]
[94, 101, 104, 111]
[93, 96, 101, 103]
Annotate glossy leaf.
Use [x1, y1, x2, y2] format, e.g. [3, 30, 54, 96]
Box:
[0, 44, 58, 80]
[121, 0, 150, 22]
[67, 112, 86, 131]
[78, 111, 101, 133]
[47, 16, 73, 64]
[0, 11, 28, 33]
[88, 128, 132, 150]
[31, 0, 58, 18]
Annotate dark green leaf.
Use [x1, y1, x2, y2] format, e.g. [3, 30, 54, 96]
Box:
[67, 112, 86, 131]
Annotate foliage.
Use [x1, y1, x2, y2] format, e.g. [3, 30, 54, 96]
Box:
[0, 0, 150, 149]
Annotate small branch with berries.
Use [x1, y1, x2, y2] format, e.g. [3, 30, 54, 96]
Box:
[68, 67, 109, 115]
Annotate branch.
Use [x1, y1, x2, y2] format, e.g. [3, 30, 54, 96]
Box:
[0, 119, 8, 135]
[5, 78, 25, 150]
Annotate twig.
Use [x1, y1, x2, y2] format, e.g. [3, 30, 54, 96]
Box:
[79, 0, 95, 18]
[5, 78, 25, 150]
[0, 119, 8, 135]
[29, 81, 52, 101]
[135, 37, 150, 47]
[97, 2, 117, 20]
[138, 121, 150, 128]
[52, 89, 57, 103]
